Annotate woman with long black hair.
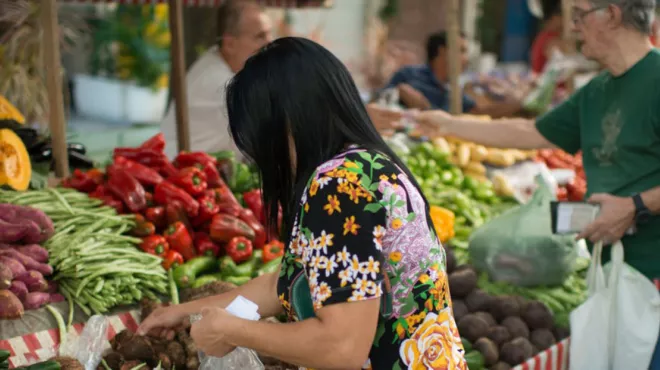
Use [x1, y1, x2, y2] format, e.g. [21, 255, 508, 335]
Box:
[139, 37, 467, 370]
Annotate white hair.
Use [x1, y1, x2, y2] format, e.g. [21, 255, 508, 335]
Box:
[590, 0, 656, 33]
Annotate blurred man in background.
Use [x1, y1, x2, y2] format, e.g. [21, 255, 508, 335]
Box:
[161, 0, 272, 159]
[382, 32, 525, 118]
[530, 0, 565, 73]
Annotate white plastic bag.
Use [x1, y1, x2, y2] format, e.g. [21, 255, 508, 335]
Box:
[569, 241, 660, 370]
[59, 315, 110, 370]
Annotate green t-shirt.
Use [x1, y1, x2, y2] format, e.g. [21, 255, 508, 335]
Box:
[536, 49, 660, 280]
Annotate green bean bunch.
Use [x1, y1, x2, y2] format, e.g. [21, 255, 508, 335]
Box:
[0, 188, 168, 315]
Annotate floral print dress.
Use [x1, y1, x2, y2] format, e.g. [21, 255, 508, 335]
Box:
[277, 148, 467, 370]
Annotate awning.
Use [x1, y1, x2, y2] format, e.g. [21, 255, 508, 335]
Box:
[59, 0, 331, 7]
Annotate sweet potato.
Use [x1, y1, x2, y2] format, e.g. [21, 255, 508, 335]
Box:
[0, 256, 26, 277]
[0, 204, 54, 243]
[15, 270, 49, 292]
[0, 263, 12, 289]
[47, 280, 59, 294]
[0, 244, 50, 263]
[10, 280, 28, 302]
[49, 293, 65, 303]
[0, 289, 24, 319]
[0, 249, 52, 276]
[0, 219, 31, 243]
[23, 291, 50, 309]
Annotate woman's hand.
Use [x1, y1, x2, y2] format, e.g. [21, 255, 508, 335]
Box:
[190, 307, 240, 357]
[366, 104, 404, 132]
[137, 304, 190, 339]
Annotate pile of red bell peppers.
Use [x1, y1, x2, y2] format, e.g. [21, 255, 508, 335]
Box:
[62, 133, 283, 270]
[535, 149, 587, 201]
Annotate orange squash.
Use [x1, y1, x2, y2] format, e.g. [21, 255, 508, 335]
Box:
[0, 129, 31, 191]
[0, 96, 25, 125]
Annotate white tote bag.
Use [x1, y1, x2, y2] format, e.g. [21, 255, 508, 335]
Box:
[569, 241, 614, 370]
[569, 241, 660, 370]
[609, 242, 660, 369]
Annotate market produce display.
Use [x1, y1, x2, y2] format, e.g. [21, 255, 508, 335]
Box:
[398, 142, 519, 262]
[445, 249, 573, 369]
[0, 204, 64, 318]
[0, 188, 168, 315]
[535, 149, 586, 201]
[0, 349, 9, 370]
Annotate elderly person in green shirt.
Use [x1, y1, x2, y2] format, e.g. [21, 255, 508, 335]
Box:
[374, 0, 660, 367]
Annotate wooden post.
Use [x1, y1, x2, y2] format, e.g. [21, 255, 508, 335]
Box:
[42, 0, 69, 178]
[168, 0, 191, 153]
[446, 0, 462, 115]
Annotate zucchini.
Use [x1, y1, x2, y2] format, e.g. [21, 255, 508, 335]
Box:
[172, 256, 217, 288]
[21, 360, 61, 370]
[191, 275, 219, 289]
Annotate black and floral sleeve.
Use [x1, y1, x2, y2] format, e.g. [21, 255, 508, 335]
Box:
[294, 166, 388, 310]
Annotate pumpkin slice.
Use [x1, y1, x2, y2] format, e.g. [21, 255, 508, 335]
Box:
[0, 96, 25, 125]
[0, 129, 32, 191]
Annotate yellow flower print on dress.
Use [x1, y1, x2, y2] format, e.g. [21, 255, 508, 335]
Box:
[343, 160, 359, 169]
[343, 216, 360, 235]
[345, 171, 359, 183]
[389, 251, 402, 263]
[392, 218, 403, 230]
[323, 194, 341, 215]
[400, 309, 467, 370]
[309, 179, 320, 196]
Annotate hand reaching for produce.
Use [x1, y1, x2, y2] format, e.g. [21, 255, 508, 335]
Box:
[576, 193, 635, 244]
[190, 306, 238, 357]
[365, 104, 405, 132]
[415, 109, 454, 137]
[138, 304, 189, 340]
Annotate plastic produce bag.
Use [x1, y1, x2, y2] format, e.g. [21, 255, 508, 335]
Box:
[469, 175, 577, 287]
[59, 315, 109, 370]
[191, 296, 264, 370]
[569, 241, 660, 370]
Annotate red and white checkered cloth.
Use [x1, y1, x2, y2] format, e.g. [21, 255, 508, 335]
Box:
[0, 310, 140, 368]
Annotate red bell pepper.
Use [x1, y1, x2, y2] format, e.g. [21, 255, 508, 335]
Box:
[194, 232, 221, 257]
[132, 221, 156, 237]
[162, 250, 184, 270]
[145, 206, 167, 229]
[166, 202, 194, 234]
[140, 133, 166, 153]
[262, 240, 285, 263]
[154, 181, 199, 217]
[202, 162, 224, 188]
[193, 193, 220, 227]
[145, 192, 154, 207]
[106, 169, 147, 213]
[173, 151, 217, 168]
[158, 160, 179, 178]
[243, 189, 265, 224]
[97, 196, 125, 214]
[67, 169, 99, 193]
[556, 186, 568, 201]
[140, 235, 169, 257]
[89, 185, 111, 198]
[113, 147, 168, 168]
[225, 236, 253, 263]
[168, 167, 207, 196]
[238, 208, 266, 249]
[164, 221, 196, 261]
[113, 156, 164, 187]
[209, 214, 255, 244]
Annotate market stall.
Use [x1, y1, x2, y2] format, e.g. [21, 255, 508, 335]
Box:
[42, 0, 332, 178]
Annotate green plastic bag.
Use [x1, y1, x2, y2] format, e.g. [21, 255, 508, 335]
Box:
[468, 175, 577, 287]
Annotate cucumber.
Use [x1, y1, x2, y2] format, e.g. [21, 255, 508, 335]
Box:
[172, 256, 217, 288]
[0, 350, 9, 363]
[223, 275, 251, 286]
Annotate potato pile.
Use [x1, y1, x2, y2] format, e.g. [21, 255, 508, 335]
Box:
[446, 249, 569, 369]
[98, 282, 298, 370]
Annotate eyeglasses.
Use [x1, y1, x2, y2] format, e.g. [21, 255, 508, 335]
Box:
[572, 6, 607, 25]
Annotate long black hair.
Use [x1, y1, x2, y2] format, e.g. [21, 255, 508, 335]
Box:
[226, 37, 426, 240]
